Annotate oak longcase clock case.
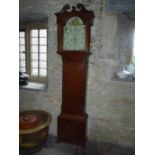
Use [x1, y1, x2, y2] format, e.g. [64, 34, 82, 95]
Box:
[55, 4, 94, 147]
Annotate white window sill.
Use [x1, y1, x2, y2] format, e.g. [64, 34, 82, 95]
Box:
[113, 64, 135, 82]
[19, 82, 47, 91]
[112, 74, 135, 82]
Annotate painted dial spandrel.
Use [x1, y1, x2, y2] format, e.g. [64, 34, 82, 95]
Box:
[63, 17, 85, 50]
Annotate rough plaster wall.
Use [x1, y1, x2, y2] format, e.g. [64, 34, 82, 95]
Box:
[19, 0, 135, 147]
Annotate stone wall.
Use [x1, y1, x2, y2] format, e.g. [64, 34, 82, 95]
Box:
[19, 0, 135, 147]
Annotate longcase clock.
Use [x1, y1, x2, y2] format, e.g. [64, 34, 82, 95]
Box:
[55, 4, 94, 147]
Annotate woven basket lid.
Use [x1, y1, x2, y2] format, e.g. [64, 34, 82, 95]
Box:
[19, 110, 51, 131]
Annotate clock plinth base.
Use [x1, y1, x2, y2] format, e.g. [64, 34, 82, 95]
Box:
[57, 113, 88, 147]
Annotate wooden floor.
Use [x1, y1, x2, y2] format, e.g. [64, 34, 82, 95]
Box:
[20, 135, 135, 155]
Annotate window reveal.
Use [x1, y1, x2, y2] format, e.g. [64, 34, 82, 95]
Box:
[19, 24, 48, 82]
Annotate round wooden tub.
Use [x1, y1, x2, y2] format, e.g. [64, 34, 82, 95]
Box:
[19, 110, 52, 153]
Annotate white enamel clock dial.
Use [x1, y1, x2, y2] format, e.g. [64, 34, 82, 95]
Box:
[63, 17, 85, 50]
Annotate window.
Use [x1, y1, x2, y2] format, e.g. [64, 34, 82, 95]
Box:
[114, 31, 135, 81]
[19, 31, 26, 72]
[19, 23, 48, 83]
[131, 34, 135, 66]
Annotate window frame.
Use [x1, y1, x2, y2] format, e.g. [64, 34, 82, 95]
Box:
[19, 22, 48, 83]
[19, 29, 27, 73]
